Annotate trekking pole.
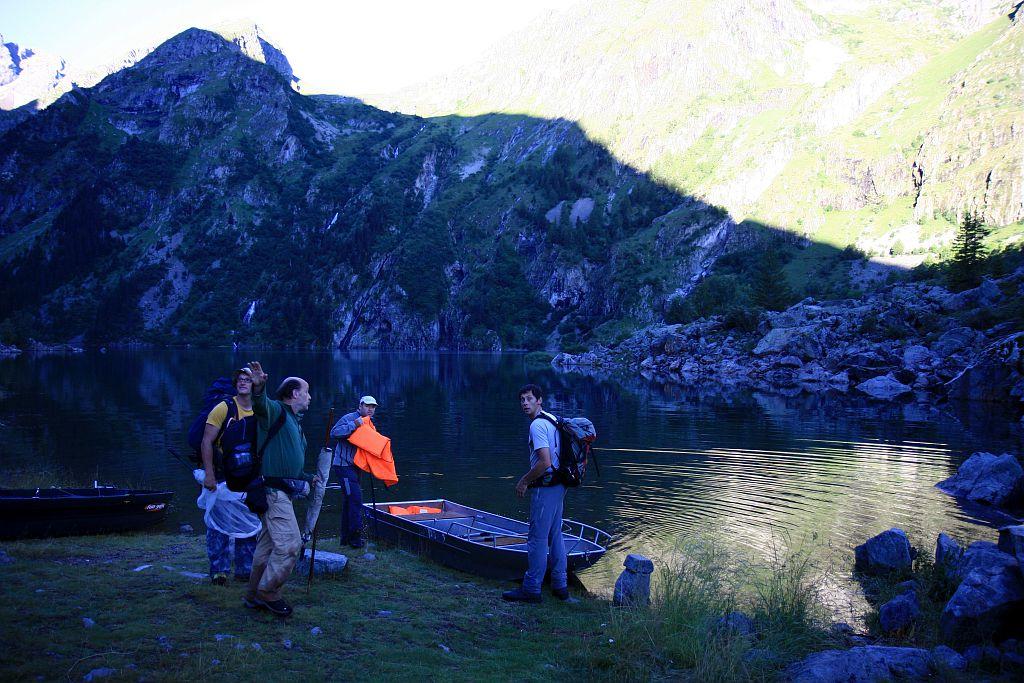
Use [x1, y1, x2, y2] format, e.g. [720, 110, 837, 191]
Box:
[307, 408, 334, 594]
[368, 471, 378, 540]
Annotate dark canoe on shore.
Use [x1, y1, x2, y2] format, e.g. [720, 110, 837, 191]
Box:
[0, 487, 174, 539]
[362, 499, 611, 581]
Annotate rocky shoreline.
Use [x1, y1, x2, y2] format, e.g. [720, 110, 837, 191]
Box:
[554, 268, 1024, 420]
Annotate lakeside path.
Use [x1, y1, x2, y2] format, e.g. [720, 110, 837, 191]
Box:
[0, 534, 611, 681]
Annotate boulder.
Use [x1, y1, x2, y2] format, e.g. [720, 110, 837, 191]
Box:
[715, 611, 756, 637]
[785, 646, 934, 682]
[931, 327, 977, 357]
[879, 592, 920, 632]
[940, 543, 1024, 642]
[997, 525, 1024, 567]
[856, 374, 912, 400]
[930, 645, 966, 672]
[946, 332, 1024, 404]
[963, 644, 1000, 665]
[614, 553, 654, 607]
[778, 355, 803, 368]
[293, 549, 348, 576]
[935, 533, 964, 578]
[753, 325, 825, 360]
[936, 452, 1024, 508]
[854, 528, 912, 575]
[902, 345, 934, 371]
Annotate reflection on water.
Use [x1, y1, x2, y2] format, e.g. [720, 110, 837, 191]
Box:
[0, 350, 1018, 598]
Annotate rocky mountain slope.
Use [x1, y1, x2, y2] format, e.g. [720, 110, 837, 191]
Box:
[0, 26, 729, 349]
[1, 1, 1022, 352]
[378, 0, 1023, 263]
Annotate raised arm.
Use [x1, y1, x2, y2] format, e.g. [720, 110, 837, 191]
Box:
[330, 413, 361, 440]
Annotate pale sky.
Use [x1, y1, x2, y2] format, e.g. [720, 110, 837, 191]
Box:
[1, 0, 578, 95]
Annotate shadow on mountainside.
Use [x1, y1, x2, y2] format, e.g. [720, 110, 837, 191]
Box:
[0, 28, 914, 351]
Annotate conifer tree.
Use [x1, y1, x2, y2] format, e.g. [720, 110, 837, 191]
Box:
[949, 210, 989, 290]
[750, 248, 794, 311]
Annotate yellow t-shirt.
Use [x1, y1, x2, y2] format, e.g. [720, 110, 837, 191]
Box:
[205, 397, 255, 442]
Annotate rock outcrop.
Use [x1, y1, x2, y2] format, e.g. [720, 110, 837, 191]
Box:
[785, 645, 963, 682]
[937, 452, 1024, 509]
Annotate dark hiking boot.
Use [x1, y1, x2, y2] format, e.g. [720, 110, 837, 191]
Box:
[551, 586, 569, 601]
[502, 588, 542, 603]
[211, 572, 228, 586]
[349, 538, 365, 549]
[261, 598, 293, 617]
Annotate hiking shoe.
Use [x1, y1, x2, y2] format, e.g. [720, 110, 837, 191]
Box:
[502, 588, 542, 603]
[348, 538, 365, 549]
[261, 598, 293, 617]
[211, 572, 228, 586]
[551, 586, 569, 601]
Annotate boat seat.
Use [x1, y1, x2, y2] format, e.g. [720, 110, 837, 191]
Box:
[401, 510, 470, 521]
[492, 536, 526, 547]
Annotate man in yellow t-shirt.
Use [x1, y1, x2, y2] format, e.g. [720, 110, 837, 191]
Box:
[200, 368, 257, 585]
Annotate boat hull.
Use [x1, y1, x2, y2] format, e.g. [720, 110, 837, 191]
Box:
[362, 499, 609, 581]
[0, 488, 175, 539]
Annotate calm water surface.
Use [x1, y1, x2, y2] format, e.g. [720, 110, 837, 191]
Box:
[1, 350, 1019, 602]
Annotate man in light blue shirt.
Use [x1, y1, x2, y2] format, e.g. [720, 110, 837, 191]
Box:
[502, 383, 569, 603]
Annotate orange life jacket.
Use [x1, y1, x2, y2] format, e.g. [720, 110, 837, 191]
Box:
[349, 421, 398, 487]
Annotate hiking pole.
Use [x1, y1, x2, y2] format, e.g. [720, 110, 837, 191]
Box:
[307, 408, 334, 594]
[166, 447, 193, 471]
[368, 471, 378, 540]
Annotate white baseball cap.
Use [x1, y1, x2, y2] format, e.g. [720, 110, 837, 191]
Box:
[360, 395, 378, 406]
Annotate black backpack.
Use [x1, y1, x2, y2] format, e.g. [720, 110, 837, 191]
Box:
[187, 377, 237, 464]
[534, 413, 598, 487]
[221, 410, 286, 493]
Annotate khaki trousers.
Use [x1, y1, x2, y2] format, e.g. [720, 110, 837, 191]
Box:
[247, 489, 302, 601]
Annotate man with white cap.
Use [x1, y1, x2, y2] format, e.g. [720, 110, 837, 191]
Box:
[329, 395, 379, 548]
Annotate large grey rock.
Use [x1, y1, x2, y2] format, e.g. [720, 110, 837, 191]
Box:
[902, 345, 934, 371]
[940, 542, 1024, 642]
[293, 549, 348, 576]
[946, 332, 1024, 404]
[997, 525, 1024, 565]
[937, 452, 1024, 508]
[856, 374, 912, 400]
[879, 592, 920, 632]
[855, 528, 912, 576]
[932, 327, 978, 356]
[930, 645, 966, 671]
[935, 533, 964, 579]
[614, 553, 654, 607]
[753, 325, 824, 360]
[785, 646, 933, 682]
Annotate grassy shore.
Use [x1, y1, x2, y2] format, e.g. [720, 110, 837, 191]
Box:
[1, 533, 616, 681]
[0, 530, 851, 681]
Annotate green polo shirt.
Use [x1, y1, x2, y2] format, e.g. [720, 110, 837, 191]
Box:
[252, 389, 309, 480]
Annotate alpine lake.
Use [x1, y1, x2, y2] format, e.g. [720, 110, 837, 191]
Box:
[2, 349, 1020, 614]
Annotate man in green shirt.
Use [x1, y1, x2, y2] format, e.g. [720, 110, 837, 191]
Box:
[242, 361, 319, 618]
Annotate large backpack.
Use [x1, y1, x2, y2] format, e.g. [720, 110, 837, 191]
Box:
[187, 377, 237, 464]
[220, 410, 287, 493]
[534, 413, 598, 487]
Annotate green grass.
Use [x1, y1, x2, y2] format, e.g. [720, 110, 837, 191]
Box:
[583, 536, 837, 681]
[0, 530, 863, 682]
[0, 533, 610, 681]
